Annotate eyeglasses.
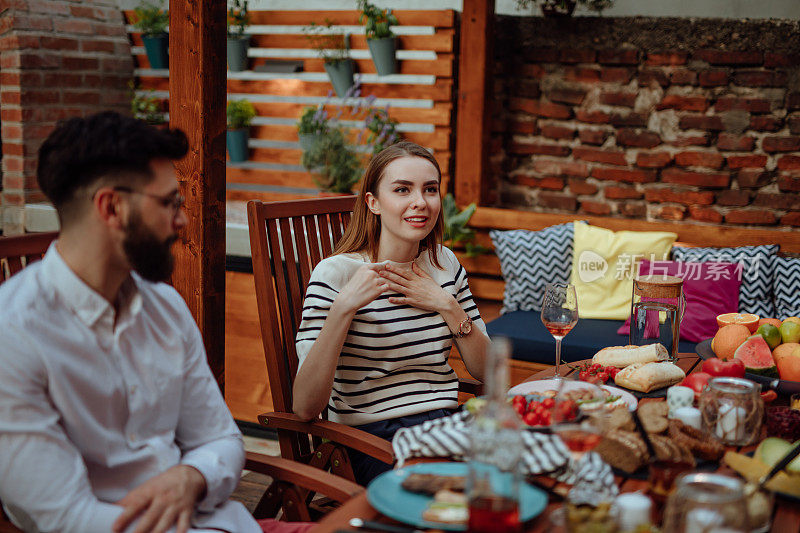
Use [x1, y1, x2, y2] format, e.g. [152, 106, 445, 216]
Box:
[113, 186, 185, 214]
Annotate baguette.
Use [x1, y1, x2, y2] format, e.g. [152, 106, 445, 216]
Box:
[592, 343, 669, 369]
[613, 361, 686, 393]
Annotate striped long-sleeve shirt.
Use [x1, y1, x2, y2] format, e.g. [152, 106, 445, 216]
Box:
[295, 245, 486, 426]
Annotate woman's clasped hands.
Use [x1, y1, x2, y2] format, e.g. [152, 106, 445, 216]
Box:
[379, 262, 453, 313]
[333, 264, 390, 314]
[333, 262, 454, 315]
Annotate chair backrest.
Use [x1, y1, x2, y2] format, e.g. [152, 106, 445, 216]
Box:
[0, 232, 58, 283]
[247, 196, 356, 419]
[0, 231, 57, 530]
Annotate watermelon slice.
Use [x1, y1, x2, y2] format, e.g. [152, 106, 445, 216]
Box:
[734, 334, 778, 378]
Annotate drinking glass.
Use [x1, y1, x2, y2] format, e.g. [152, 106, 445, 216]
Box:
[548, 381, 609, 459]
[541, 283, 579, 379]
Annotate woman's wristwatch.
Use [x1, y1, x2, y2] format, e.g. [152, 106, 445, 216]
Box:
[453, 316, 473, 338]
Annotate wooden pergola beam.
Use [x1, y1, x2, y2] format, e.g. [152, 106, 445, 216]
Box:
[169, 1, 227, 387]
[454, 0, 494, 206]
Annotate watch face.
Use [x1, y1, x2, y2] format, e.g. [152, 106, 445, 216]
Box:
[462, 319, 472, 335]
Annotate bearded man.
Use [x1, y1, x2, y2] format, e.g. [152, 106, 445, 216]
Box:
[0, 112, 263, 533]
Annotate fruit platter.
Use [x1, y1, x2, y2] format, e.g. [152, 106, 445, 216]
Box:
[696, 313, 800, 395]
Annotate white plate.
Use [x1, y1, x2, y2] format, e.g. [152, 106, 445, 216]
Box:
[508, 378, 638, 411]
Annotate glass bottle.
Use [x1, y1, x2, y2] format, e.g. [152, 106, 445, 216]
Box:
[467, 337, 523, 533]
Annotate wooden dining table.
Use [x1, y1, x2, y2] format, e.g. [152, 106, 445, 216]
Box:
[311, 353, 800, 532]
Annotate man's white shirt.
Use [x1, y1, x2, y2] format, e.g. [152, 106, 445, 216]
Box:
[0, 244, 260, 532]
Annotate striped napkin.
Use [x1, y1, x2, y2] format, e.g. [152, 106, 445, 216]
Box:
[391, 411, 618, 503]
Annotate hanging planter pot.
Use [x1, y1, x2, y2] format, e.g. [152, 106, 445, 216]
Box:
[226, 128, 250, 163]
[324, 59, 355, 98]
[540, 0, 577, 16]
[367, 36, 397, 76]
[142, 34, 169, 69]
[226, 35, 250, 72]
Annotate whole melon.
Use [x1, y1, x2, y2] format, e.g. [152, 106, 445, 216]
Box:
[734, 334, 779, 378]
[759, 318, 783, 329]
[773, 343, 800, 364]
[713, 324, 753, 359]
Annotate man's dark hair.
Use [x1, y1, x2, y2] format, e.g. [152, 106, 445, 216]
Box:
[37, 111, 189, 223]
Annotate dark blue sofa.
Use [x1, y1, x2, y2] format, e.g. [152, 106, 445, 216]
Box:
[486, 310, 699, 365]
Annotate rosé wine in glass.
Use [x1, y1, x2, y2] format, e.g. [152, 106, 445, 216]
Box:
[540, 283, 579, 379]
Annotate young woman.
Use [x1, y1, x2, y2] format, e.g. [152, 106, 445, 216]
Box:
[292, 141, 489, 483]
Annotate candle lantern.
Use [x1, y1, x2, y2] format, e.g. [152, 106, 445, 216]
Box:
[662, 473, 749, 533]
[699, 377, 764, 446]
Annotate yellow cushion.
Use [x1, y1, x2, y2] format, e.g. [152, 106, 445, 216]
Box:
[570, 222, 677, 320]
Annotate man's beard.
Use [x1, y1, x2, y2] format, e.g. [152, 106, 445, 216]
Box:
[122, 209, 178, 282]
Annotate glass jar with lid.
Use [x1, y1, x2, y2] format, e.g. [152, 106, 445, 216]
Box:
[629, 274, 685, 361]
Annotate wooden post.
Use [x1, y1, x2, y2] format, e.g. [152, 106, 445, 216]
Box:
[168, 0, 227, 387]
[454, 0, 494, 206]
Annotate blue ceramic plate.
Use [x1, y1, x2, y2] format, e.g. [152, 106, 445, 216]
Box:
[366, 462, 548, 531]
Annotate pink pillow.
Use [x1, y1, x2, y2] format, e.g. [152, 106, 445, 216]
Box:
[617, 260, 742, 343]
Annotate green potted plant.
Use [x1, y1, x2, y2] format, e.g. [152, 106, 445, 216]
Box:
[130, 82, 167, 125]
[133, 0, 169, 69]
[357, 0, 399, 76]
[226, 99, 256, 163]
[362, 105, 399, 155]
[304, 21, 354, 98]
[515, 0, 614, 16]
[227, 0, 250, 72]
[297, 105, 330, 151]
[443, 193, 487, 257]
[301, 127, 362, 194]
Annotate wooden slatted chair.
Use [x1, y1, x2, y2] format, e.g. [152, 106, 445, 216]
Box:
[0, 231, 58, 530]
[0, 231, 58, 283]
[246, 196, 482, 487]
[244, 452, 362, 521]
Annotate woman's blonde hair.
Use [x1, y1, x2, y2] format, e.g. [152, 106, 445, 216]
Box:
[334, 141, 444, 269]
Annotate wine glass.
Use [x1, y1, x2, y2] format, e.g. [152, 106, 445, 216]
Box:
[540, 282, 579, 379]
[547, 382, 609, 459]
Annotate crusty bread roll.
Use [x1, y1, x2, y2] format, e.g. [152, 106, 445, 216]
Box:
[592, 343, 669, 369]
[613, 361, 686, 393]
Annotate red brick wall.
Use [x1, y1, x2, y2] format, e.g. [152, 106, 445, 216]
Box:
[0, 0, 133, 234]
[490, 17, 800, 228]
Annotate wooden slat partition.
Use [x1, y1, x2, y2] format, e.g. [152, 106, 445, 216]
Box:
[124, 9, 458, 201]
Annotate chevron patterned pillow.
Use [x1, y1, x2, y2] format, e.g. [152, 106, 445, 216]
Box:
[773, 256, 800, 319]
[490, 223, 575, 314]
[671, 244, 778, 317]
